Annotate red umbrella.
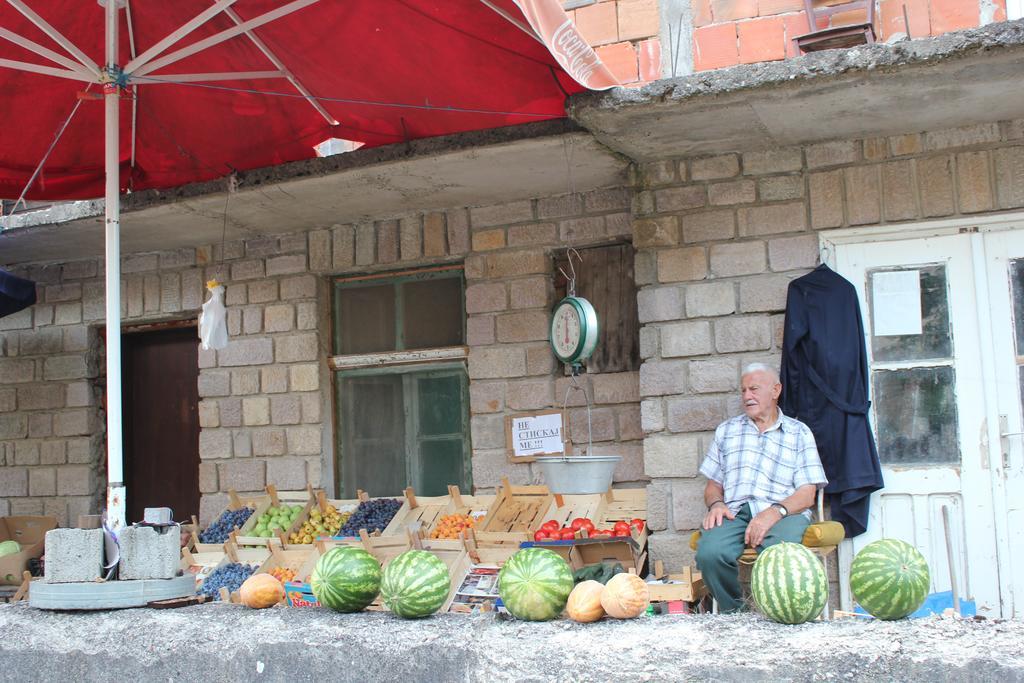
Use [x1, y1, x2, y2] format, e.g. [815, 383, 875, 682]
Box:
[0, 0, 616, 527]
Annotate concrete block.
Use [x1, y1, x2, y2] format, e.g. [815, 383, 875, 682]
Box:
[446, 208, 470, 255]
[742, 148, 803, 175]
[637, 286, 684, 323]
[667, 396, 727, 433]
[917, 156, 956, 217]
[507, 223, 557, 247]
[560, 216, 606, 243]
[758, 175, 803, 202]
[584, 187, 630, 212]
[956, 151, 994, 213]
[646, 482, 670, 532]
[661, 321, 713, 358]
[685, 281, 736, 317]
[643, 433, 701, 478]
[715, 316, 772, 353]
[639, 359, 687, 396]
[640, 159, 678, 186]
[655, 185, 706, 212]
[279, 275, 317, 300]
[738, 202, 806, 237]
[924, 123, 1000, 151]
[739, 274, 791, 313]
[689, 358, 740, 393]
[472, 228, 505, 252]
[483, 250, 547, 278]
[537, 193, 582, 219]
[231, 370, 260, 396]
[470, 200, 534, 228]
[632, 216, 679, 248]
[509, 277, 548, 310]
[44, 528, 104, 583]
[768, 234, 819, 272]
[657, 247, 707, 283]
[274, 333, 319, 363]
[691, 154, 739, 180]
[118, 525, 181, 580]
[248, 280, 278, 304]
[863, 136, 888, 161]
[495, 311, 548, 343]
[466, 283, 507, 314]
[423, 212, 447, 257]
[672, 477, 709, 530]
[709, 241, 766, 278]
[218, 338, 273, 367]
[805, 140, 859, 169]
[470, 381, 505, 414]
[467, 347, 526, 379]
[708, 179, 756, 205]
[844, 166, 881, 225]
[995, 147, 1024, 209]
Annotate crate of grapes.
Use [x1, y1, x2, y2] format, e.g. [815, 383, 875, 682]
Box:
[192, 490, 267, 551]
[326, 492, 404, 540]
[181, 540, 270, 601]
[474, 479, 553, 547]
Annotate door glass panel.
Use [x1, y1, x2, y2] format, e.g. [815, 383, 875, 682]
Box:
[1011, 258, 1024, 419]
[872, 366, 960, 464]
[419, 440, 466, 496]
[403, 277, 464, 350]
[336, 284, 396, 354]
[339, 374, 406, 497]
[869, 265, 952, 362]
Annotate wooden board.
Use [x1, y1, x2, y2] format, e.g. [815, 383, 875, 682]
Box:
[382, 486, 494, 539]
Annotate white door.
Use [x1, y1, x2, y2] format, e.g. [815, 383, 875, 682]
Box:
[982, 229, 1024, 617]
[836, 233, 1003, 615]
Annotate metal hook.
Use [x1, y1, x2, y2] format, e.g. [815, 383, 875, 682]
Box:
[558, 248, 583, 298]
[562, 366, 593, 457]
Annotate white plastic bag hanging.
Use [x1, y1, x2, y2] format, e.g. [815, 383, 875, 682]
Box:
[199, 280, 229, 351]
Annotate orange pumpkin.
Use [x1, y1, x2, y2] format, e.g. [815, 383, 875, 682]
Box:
[240, 573, 286, 609]
[600, 572, 649, 619]
[566, 580, 606, 623]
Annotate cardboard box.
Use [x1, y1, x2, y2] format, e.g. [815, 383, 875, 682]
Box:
[0, 516, 57, 585]
[521, 533, 647, 576]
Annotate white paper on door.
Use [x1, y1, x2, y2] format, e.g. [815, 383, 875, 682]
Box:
[873, 269, 923, 336]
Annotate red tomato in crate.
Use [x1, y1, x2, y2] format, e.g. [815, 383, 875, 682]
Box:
[591, 529, 611, 538]
[534, 529, 550, 542]
[613, 521, 631, 534]
[613, 529, 630, 538]
[569, 518, 595, 533]
[630, 518, 645, 532]
[542, 520, 560, 532]
[559, 528, 577, 540]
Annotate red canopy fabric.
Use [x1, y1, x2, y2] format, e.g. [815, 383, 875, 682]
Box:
[0, 1, 614, 200]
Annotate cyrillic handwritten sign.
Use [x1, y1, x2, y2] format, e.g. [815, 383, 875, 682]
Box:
[505, 410, 566, 462]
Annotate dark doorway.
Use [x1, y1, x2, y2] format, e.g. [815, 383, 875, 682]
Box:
[122, 325, 200, 523]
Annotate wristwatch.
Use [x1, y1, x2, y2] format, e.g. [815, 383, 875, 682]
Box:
[773, 504, 788, 518]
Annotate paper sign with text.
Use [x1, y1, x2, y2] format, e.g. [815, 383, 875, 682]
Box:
[506, 410, 566, 461]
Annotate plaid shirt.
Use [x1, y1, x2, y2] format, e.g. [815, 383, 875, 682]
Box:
[699, 410, 827, 519]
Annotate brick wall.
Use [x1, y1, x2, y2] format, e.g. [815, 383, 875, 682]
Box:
[631, 118, 1024, 568]
[691, 0, 1009, 71]
[0, 187, 648, 526]
[568, 0, 664, 84]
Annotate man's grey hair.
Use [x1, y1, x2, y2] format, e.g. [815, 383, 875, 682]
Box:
[741, 362, 780, 383]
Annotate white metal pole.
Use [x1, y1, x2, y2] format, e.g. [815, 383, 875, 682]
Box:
[103, 0, 126, 531]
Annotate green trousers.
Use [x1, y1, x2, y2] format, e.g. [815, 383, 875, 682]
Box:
[695, 503, 809, 613]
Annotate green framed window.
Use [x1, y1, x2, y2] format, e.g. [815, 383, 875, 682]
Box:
[332, 266, 471, 498]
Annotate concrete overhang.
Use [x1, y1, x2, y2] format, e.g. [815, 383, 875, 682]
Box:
[570, 19, 1024, 161]
[0, 120, 627, 265]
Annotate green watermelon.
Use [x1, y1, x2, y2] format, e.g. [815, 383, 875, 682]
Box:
[380, 550, 451, 618]
[751, 542, 828, 624]
[310, 546, 382, 613]
[850, 539, 930, 620]
[498, 547, 573, 621]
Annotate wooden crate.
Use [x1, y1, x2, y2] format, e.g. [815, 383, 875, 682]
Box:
[190, 489, 271, 551]
[233, 485, 319, 546]
[256, 543, 315, 585]
[646, 563, 706, 602]
[594, 488, 646, 528]
[181, 541, 270, 596]
[474, 479, 553, 547]
[382, 486, 495, 539]
[539, 493, 607, 531]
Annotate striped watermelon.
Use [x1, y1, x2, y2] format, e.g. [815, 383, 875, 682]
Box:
[498, 548, 573, 621]
[851, 539, 929, 620]
[751, 542, 827, 624]
[310, 546, 382, 613]
[381, 550, 451, 618]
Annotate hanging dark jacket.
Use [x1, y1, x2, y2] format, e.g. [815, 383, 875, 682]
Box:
[780, 264, 883, 537]
[0, 268, 35, 318]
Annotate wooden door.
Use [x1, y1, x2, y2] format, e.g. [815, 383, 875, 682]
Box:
[122, 326, 200, 523]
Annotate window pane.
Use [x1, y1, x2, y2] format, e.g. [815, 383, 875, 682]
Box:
[336, 284, 396, 354]
[339, 375, 406, 497]
[869, 265, 952, 362]
[417, 374, 463, 436]
[873, 366, 959, 464]
[1011, 259, 1024, 355]
[402, 277, 463, 350]
[418, 440, 466, 496]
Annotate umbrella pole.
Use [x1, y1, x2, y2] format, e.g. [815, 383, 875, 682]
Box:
[103, 0, 126, 531]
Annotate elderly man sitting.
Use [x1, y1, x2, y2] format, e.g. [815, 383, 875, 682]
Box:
[695, 363, 828, 613]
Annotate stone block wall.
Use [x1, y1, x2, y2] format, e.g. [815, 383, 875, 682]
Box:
[632, 118, 1024, 568]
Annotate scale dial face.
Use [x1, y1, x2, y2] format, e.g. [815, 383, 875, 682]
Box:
[549, 297, 599, 364]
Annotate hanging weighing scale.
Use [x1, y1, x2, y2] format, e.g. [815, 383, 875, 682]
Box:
[549, 249, 600, 368]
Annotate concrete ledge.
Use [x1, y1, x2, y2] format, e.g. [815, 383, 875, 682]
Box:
[0, 604, 1021, 682]
[570, 20, 1024, 160]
